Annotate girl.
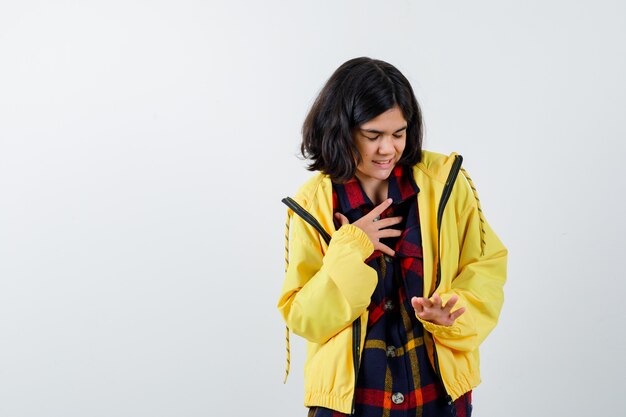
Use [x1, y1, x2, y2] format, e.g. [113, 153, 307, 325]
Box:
[278, 57, 507, 417]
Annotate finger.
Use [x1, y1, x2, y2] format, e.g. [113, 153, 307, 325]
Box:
[449, 307, 466, 322]
[334, 212, 350, 226]
[371, 216, 403, 229]
[366, 198, 393, 220]
[411, 297, 424, 312]
[442, 295, 459, 312]
[377, 229, 402, 239]
[376, 242, 396, 257]
[415, 296, 433, 309]
[431, 293, 443, 309]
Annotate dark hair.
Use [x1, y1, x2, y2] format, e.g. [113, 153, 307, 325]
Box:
[301, 57, 423, 182]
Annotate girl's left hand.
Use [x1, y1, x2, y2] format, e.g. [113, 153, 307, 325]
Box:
[410, 293, 465, 326]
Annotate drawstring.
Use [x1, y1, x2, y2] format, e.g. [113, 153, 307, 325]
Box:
[283, 210, 292, 383]
[460, 168, 486, 256]
[284, 326, 291, 384]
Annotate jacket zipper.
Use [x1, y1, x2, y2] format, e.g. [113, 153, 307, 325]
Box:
[351, 318, 361, 414]
[432, 154, 463, 295]
[430, 154, 463, 412]
[282, 197, 332, 244]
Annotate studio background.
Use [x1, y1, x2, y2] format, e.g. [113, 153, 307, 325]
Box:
[1, 1, 624, 416]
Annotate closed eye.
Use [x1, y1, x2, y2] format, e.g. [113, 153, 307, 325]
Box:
[360, 126, 407, 140]
[393, 127, 407, 138]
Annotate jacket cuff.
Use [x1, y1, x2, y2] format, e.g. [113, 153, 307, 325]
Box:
[332, 224, 374, 260]
[418, 317, 463, 337]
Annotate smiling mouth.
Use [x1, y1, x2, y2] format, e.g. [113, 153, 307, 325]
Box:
[373, 159, 392, 165]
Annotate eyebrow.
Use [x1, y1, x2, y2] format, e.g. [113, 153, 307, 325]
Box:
[361, 126, 408, 134]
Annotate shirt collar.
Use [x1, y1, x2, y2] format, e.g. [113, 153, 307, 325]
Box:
[333, 165, 420, 213]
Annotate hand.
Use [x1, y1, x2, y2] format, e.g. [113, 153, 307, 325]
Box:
[334, 198, 402, 257]
[411, 293, 465, 326]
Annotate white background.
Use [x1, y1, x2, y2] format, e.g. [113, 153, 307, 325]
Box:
[1, 1, 625, 416]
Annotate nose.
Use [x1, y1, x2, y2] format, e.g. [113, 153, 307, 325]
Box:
[378, 135, 395, 154]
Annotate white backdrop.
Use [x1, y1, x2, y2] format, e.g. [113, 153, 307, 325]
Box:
[1, 1, 625, 416]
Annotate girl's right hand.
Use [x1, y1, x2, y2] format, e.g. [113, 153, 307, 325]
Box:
[334, 198, 403, 257]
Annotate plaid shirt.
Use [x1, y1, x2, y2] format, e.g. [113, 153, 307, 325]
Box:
[308, 165, 472, 417]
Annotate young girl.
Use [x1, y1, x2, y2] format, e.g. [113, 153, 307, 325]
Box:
[278, 57, 507, 417]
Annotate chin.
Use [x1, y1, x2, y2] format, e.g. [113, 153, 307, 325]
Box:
[373, 171, 393, 180]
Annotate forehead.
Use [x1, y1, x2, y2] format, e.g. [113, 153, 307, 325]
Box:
[360, 105, 407, 130]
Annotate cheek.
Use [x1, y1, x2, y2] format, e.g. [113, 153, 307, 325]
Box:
[354, 141, 366, 156]
[396, 141, 407, 155]
[359, 143, 374, 157]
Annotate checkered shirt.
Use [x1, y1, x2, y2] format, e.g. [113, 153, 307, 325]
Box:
[308, 165, 472, 417]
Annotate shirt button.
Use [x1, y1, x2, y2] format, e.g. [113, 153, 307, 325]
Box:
[384, 300, 394, 311]
[392, 392, 405, 404]
[383, 254, 393, 263]
[386, 346, 396, 358]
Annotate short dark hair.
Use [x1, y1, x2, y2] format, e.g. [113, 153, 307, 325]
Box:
[301, 57, 423, 182]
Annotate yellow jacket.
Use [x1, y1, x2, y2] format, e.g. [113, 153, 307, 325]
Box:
[277, 151, 507, 414]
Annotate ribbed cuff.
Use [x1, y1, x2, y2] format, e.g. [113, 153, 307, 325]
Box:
[418, 317, 462, 337]
[332, 224, 374, 260]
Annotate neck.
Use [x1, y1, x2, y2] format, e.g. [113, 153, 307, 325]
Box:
[356, 175, 388, 206]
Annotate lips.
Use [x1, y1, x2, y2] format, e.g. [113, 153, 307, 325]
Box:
[373, 159, 393, 168]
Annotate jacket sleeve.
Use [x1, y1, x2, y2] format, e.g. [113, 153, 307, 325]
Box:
[417, 172, 508, 352]
[277, 209, 378, 344]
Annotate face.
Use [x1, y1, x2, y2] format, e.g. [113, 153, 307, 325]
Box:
[353, 105, 407, 186]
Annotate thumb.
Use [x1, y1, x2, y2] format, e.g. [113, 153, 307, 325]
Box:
[334, 212, 350, 226]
